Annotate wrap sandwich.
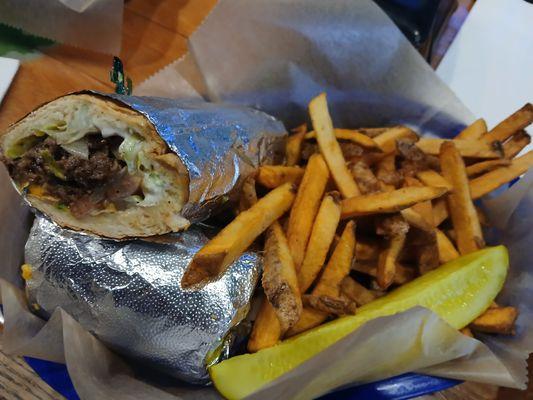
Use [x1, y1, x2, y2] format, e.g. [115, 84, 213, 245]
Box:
[0, 92, 286, 238]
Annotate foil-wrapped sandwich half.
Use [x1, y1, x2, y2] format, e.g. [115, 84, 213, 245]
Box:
[0, 92, 286, 238]
[24, 217, 261, 383]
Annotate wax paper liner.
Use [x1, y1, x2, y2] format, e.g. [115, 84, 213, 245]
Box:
[1, 0, 532, 398]
[0, 0, 123, 54]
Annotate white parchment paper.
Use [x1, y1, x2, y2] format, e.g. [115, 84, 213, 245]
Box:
[0, 0, 531, 399]
[0, 0, 123, 53]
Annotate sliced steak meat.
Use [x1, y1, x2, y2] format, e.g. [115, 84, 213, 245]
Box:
[2, 137, 54, 184]
[57, 150, 122, 188]
[4, 134, 141, 216]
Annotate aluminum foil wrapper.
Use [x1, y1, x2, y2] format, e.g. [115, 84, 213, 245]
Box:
[23, 217, 261, 384]
[95, 91, 287, 222]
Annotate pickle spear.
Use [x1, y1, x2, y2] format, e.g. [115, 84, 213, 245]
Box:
[210, 246, 509, 399]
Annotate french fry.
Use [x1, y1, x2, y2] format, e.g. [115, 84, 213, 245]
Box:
[470, 151, 533, 199]
[379, 182, 396, 192]
[286, 307, 328, 337]
[400, 208, 439, 274]
[376, 153, 401, 187]
[340, 276, 376, 306]
[403, 177, 434, 226]
[483, 103, 533, 143]
[358, 127, 389, 137]
[502, 131, 531, 159]
[248, 298, 281, 352]
[416, 138, 502, 159]
[436, 228, 460, 263]
[375, 213, 410, 237]
[454, 118, 488, 140]
[356, 240, 380, 261]
[297, 222, 357, 331]
[425, 154, 442, 171]
[350, 161, 381, 194]
[286, 124, 307, 166]
[182, 182, 296, 287]
[373, 126, 418, 154]
[377, 232, 406, 289]
[238, 176, 258, 213]
[352, 261, 416, 285]
[256, 165, 304, 188]
[288, 222, 356, 335]
[417, 242, 440, 275]
[460, 327, 474, 337]
[312, 221, 356, 296]
[401, 208, 439, 275]
[309, 93, 361, 198]
[440, 141, 484, 255]
[251, 214, 315, 348]
[261, 223, 302, 332]
[470, 306, 519, 334]
[432, 198, 449, 227]
[400, 208, 434, 233]
[465, 159, 512, 178]
[341, 186, 448, 219]
[446, 229, 457, 243]
[303, 294, 356, 316]
[298, 192, 342, 292]
[306, 129, 380, 150]
[287, 154, 330, 269]
[371, 289, 387, 298]
[416, 170, 453, 191]
[476, 206, 489, 227]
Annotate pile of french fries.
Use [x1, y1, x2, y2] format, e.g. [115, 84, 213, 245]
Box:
[182, 94, 533, 351]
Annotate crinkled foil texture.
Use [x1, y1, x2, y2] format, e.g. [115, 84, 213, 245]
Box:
[24, 217, 261, 384]
[100, 92, 287, 221]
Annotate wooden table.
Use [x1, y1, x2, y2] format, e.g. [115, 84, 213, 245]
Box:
[0, 1, 530, 399]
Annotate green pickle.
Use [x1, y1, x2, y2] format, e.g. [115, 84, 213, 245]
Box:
[41, 150, 66, 180]
[6, 135, 42, 158]
[210, 246, 509, 399]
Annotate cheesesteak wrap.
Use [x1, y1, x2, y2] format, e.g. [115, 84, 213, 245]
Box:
[0, 91, 286, 238]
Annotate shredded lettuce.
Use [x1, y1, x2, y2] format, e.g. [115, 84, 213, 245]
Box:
[140, 172, 171, 206]
[37, 103, 131, 145]
[61, 137, 89, 159]
[118, 134, 144, 172]
[123, 194, 144, 205]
